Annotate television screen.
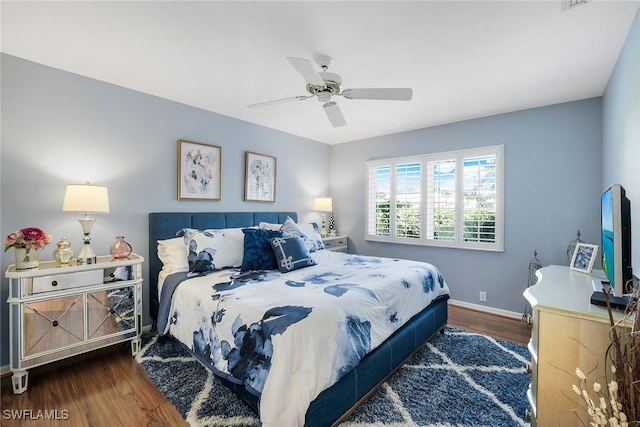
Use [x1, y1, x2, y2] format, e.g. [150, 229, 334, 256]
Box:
[601, 184, 632, 296]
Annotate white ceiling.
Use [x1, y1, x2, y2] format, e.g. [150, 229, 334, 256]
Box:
[2, 1, 638, 145]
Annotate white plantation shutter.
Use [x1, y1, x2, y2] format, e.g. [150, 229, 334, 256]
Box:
[426, 158, 456, 243]
[365, 145, 503, 251]
[395, 162, 421, 239]
[463, 154, 498, 245]
[367, 163, 391, 236]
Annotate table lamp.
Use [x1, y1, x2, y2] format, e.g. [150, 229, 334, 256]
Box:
[62, 183, 110, 264]
[313, 197, 333, 237]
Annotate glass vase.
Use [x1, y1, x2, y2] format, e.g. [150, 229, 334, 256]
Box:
[110, 236, 132, 259]
[14, 246, 40, 270]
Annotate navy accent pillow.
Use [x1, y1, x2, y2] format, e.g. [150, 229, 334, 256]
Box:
[269, 236, 316, 273]
[241, 229, 283, 272]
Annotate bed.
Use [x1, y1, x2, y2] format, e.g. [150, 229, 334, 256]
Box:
[148, 211, 450, 427]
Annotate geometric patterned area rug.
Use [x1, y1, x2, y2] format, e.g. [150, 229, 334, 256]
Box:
[136, 327, 531, 427]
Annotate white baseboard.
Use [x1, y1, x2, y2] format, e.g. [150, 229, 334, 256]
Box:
[448, 299, 522, 320]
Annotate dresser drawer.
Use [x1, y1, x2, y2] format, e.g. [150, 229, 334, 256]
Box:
[31, 270, 103, 294]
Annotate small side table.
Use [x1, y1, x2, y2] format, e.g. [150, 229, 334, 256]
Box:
[6, 254, 144, 394]
[322, 235, 348, 253]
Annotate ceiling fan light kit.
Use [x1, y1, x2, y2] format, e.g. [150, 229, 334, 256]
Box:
[248, 56, 413, 128]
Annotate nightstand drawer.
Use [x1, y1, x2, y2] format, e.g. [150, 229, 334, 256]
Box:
[31, 270, 103, 294]
[322, 235, 348, 252]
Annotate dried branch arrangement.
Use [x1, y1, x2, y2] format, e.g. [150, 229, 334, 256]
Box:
[573, 279, 639, 427]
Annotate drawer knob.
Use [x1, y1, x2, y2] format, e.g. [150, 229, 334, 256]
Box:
[526, 363, 533, 374]
[51, 280, 58, 287]
[52, 320, 59, 327]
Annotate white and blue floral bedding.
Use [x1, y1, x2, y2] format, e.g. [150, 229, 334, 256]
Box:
[158, 250, 449, 427]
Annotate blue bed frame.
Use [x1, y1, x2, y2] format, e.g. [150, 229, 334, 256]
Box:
[148, 211, 448, 427]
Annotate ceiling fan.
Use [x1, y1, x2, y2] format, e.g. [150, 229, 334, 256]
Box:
[247, 55, 413, 128]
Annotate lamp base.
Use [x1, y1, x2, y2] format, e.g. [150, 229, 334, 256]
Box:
[320, 213, 327, 237]
[76, 216, 97, 264]
[77, 243, 97, 265]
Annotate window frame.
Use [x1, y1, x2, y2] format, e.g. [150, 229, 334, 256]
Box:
[365, 145, 504, 252]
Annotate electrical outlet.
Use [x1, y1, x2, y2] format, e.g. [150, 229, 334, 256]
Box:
[479, 291, 487, 302]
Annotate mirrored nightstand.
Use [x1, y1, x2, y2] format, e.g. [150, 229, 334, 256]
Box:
[6, 254, 143, 394]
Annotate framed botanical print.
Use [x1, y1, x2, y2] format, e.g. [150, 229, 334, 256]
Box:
[177, 139, 222, 200]
[244, 151, 277, 202]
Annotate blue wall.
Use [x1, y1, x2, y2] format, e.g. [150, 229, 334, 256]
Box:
[0, 54, 331, 366]
[602, 8, 640, 277]
[331, 98, 603, 313]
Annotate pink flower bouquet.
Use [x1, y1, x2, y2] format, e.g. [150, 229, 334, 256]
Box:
[3, 227, 52, 251]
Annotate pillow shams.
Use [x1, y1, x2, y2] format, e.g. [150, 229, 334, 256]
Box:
[270, 236, 316, 273]
[177, 228, 245, 276]
[280, 217, 324, 252]
[157, 237, 189, 274]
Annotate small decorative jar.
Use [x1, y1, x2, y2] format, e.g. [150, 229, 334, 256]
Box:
[110, 236, 132, 259]
[14, 246, 40, 270]
[54, 237, 74, 267]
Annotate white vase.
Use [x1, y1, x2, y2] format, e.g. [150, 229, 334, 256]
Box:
[14, 247, 40, 270]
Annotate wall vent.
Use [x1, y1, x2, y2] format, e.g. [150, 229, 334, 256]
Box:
[562, 0, 589, 12]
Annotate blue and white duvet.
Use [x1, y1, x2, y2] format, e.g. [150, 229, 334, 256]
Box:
[158, 250, 449, 427]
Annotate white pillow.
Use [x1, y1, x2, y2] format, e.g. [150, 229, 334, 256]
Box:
[180, 227, 245, 268]
[258, 222, 282, 231]
[157, 237, 189, 274]
[280, 217, 324, 252]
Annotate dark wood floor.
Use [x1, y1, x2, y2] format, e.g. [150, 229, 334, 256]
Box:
[1, 304, 531, 427]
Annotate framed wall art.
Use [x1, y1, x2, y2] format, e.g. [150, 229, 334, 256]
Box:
[244, 151, 277, 202]
[177, 139, 222, 200]
[570, 242, 599, 273]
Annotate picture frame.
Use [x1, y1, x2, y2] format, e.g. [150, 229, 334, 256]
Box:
[177, 139, 222, 200]
[244, 151, 277, 202]
[570, 243, 599, 273]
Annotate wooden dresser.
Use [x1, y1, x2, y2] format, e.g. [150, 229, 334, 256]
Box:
[523, 265, 631, 426]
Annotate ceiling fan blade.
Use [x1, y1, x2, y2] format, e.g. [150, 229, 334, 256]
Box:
[342, 88, 413, 101]
[286, 57, 326, 87]
[323, 102, 346, 127]
[247, 95, 311, 108]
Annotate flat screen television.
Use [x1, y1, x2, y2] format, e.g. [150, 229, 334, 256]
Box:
[601, 184, 633, 297]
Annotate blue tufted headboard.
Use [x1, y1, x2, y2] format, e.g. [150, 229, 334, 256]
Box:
[148, 211, 297, 322]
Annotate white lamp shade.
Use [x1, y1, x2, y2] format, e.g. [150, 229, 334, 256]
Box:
[314, 197, 333, 212]
[62, 184, 110, 213]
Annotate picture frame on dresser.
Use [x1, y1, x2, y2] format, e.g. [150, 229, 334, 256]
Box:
[570, 243, 599, 273]
[244, 151, 277, 202]
[177, 139, 222, 201]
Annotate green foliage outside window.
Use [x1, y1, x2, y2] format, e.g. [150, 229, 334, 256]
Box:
[376, 201, 495, 243]
[463, 209, 497, 243]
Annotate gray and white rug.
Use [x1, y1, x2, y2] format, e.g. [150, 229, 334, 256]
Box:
[136, 327, 530, 426]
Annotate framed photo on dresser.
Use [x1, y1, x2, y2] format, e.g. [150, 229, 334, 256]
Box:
[570, 242, 599, 273]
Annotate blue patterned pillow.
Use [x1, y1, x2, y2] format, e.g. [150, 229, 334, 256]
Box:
[280, 217, 324, 252]
[177, 228, 245, 277]
[241, 229, 283, 272]
[269, 236, 316, 273]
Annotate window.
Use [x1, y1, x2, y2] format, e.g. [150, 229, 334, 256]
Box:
[366, 145, 504, 251]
